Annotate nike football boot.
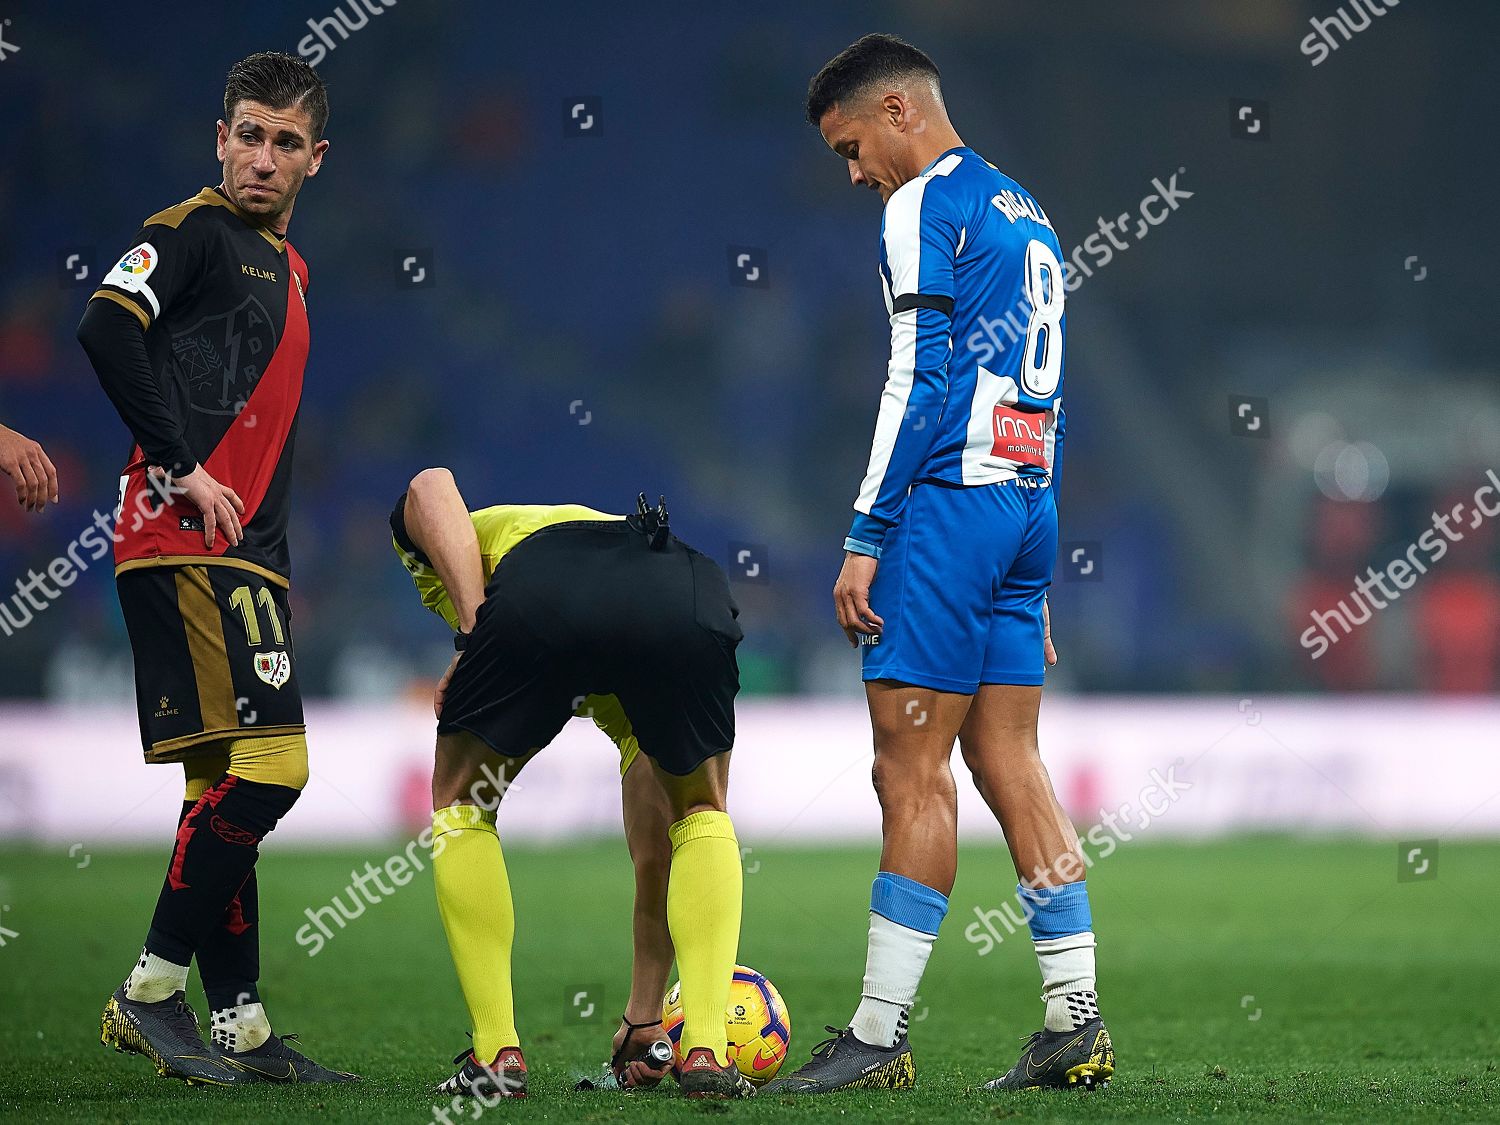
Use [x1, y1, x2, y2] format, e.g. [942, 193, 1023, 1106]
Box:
[984, 1017, 1114, 1090]
[761, 1025, 915, 1094]
[217, 1031, 360, 1083]
[100, 986, 247, 1086]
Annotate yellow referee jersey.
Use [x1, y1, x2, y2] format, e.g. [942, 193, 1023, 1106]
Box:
[393, 503, 641, 774]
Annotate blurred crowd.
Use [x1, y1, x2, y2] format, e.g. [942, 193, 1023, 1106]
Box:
[2, 0, 1497, 698]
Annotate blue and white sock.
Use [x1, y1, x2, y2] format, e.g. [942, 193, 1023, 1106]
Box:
[1018, 881, 1100, 1032]
[849, 872, 948, 1047]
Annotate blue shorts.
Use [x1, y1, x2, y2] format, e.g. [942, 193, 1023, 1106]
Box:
[861, 479, 1057, 693]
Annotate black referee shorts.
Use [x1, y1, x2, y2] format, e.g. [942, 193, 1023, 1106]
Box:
[436, 520, 742, 776]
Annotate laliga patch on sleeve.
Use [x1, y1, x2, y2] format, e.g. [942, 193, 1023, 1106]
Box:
[102, 242, 160, 303]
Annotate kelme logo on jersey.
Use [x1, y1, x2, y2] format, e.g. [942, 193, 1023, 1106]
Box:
[254, 651, 291, 690]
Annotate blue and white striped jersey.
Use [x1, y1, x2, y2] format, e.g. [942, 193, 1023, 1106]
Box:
[846, 146, 1067, 556]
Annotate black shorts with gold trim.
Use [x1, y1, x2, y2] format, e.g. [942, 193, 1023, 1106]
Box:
[116, 563, 305, 762]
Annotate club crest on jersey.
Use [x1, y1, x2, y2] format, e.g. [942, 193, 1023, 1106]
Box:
[253, 650, 291, 690]
[170, 295, 276, 417]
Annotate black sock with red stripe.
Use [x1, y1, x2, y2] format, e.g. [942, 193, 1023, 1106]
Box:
[151, 801, 261, 1008]
[143, 804, 261, 1008]
[198, 869, 260, 1011]
[144, 775, 298, 969]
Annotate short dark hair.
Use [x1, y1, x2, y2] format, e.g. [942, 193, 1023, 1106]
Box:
[224, 51, 329, 142]
[805, 34, 941, 126]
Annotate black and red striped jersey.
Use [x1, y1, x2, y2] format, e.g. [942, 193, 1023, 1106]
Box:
[87, 187, 309, 586]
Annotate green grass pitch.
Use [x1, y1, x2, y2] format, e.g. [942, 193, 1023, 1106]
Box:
[1, 837, 1496, 1122]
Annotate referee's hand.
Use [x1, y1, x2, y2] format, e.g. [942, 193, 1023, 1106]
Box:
[435, 652, 461, 719]
[157, 465, 245, 549]
[834, 551, 884, 647]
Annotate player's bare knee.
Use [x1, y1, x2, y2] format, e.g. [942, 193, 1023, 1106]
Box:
[653, 754, 728, 822]
[630, 829, 672, 877]
[663, 789, 727, 821]
[432, 771, 481, 811]
[433, 733, 523, 810]
[959, 738, 1002, 789]
[871, 751, 947, 810]
[432, 734, 485, 808]
[963, 731, 1040, 777]
[407, 466, 455, 503]
[959, 753, 987, 795]
[871, 755, 913, 811]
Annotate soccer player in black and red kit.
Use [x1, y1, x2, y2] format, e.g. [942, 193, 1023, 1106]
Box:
[76, 52, 354, 1086]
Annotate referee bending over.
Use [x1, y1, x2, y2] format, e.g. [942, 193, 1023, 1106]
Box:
[391, 467, 753, 1100]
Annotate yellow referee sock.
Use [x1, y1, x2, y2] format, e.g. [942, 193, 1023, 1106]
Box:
[667, 810, 743, 1066]
[432, 804, 519, 1060]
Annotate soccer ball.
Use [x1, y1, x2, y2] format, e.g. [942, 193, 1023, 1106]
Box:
[661, 964, 791, 1086]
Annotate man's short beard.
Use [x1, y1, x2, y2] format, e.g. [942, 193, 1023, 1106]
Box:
[224, 171, 300, 223]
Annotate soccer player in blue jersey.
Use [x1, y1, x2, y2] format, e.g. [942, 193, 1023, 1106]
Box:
[766, 35, 1113, 1094]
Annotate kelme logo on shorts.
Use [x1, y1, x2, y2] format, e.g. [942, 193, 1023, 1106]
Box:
[254, 650, 291, 690]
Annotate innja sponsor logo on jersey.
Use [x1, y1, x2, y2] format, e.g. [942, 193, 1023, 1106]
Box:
[990, 404, 1048, 467]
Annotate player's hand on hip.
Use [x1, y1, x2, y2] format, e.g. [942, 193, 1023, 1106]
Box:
[1043, 596, 1058, 667]
[834, 551, 884, 647]
[0, 424, 59, 512]
[159, 464, 245, 549]
[435, 652, 461, 720]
